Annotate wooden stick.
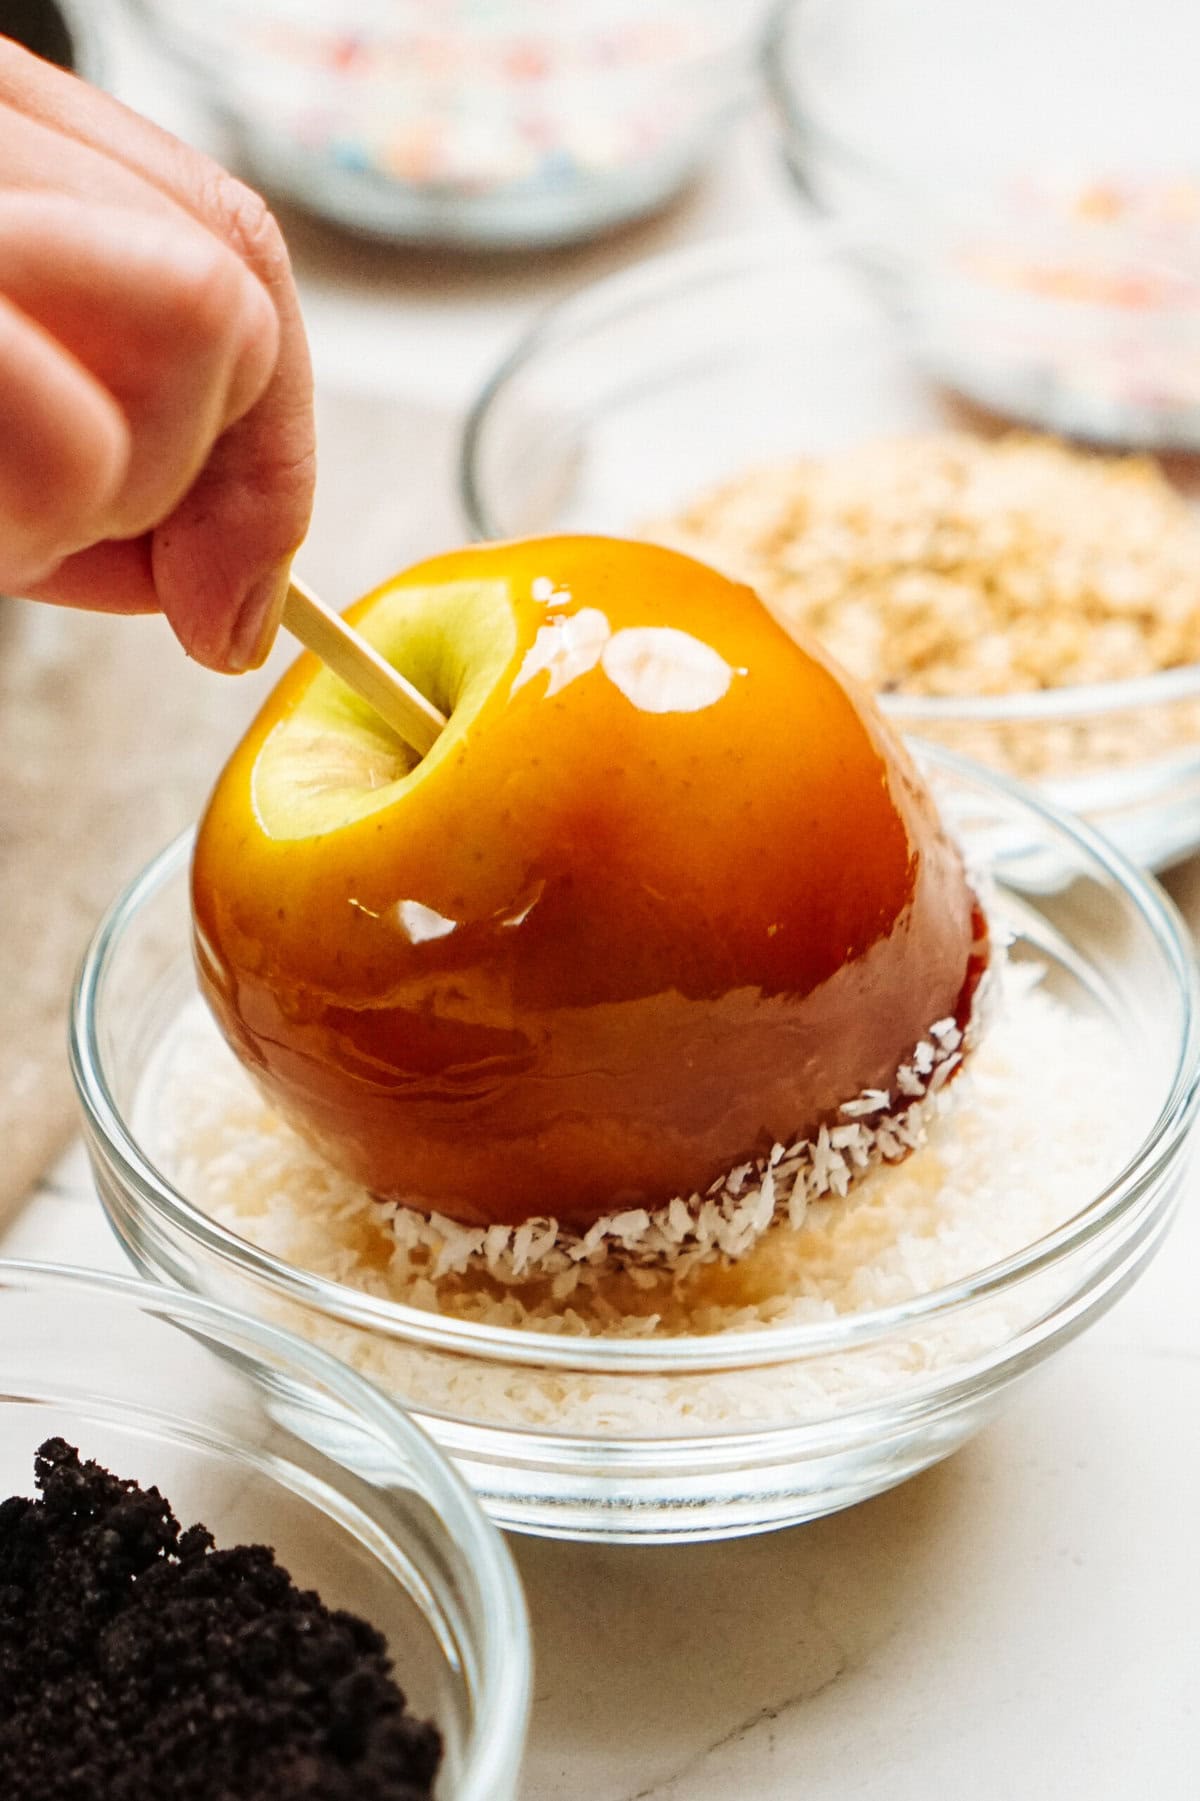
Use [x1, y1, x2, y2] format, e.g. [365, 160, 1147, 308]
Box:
[281, 575, 446, 758]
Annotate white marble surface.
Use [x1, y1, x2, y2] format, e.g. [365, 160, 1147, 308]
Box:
[5, 12, 1200, 1798]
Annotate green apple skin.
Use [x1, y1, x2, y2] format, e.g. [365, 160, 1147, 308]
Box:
[192, 536, 985, 1229]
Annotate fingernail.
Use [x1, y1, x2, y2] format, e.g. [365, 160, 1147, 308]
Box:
[228, 561, 291, 672]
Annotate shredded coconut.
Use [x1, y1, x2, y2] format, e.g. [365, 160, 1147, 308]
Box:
[477, 1005, 964, 1278]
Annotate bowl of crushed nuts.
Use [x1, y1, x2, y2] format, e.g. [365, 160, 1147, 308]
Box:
[461, 231, 1200, 868]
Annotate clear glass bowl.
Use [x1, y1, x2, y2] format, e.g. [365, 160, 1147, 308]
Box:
[767, 0, 1200, 447]
[125, 0, 771, 246]
[0, 1261, 529, 1799]
[459, 231, 1200, 868]
[71, 752, 1200, 1543]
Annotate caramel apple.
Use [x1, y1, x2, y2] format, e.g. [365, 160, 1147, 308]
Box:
[192, 536, 985, 1232]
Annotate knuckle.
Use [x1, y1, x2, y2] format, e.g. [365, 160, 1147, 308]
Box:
[0, 35, 34, 94]
[203, 171, 290, 289]
[15, 435, 124, 564]
[158, 236, 253, 359]
[242, 437, 316, 546]
[274, 459, 317, 554]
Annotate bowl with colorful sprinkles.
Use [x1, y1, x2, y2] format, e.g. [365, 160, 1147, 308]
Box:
[129, 0, 772, 244]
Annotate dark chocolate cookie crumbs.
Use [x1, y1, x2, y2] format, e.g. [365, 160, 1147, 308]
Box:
[0, 1439, 442, 1800]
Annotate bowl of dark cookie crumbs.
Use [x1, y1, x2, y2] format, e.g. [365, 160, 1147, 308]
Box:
[0, 1261, 530, 1801]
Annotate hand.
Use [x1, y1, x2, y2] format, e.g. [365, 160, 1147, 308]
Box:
[0, 40, 315, 671]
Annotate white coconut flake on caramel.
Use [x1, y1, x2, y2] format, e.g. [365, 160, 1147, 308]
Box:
[389, 999, 976, 1289]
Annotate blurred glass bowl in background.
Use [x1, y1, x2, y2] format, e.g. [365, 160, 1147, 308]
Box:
[767, 0, 1200, 449]
[460, 232, 1200, 869]
[126, 0, 772, 245]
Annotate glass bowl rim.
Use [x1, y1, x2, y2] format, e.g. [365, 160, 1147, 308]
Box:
[0, 1257, 529, 1798]
[762, 0, 942, 201]
[458, 226, 1200, 724]
[71, 746, 1200, 1376]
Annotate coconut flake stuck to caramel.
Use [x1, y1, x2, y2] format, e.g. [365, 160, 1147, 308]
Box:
[390, 1003, 979, 1289]
[145, 955, 992, 1296]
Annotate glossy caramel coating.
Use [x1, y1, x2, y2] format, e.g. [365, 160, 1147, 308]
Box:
[192, 537, 983, 1229]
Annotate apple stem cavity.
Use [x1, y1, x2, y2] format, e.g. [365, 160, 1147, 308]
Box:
[282, 577, 446, 758]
